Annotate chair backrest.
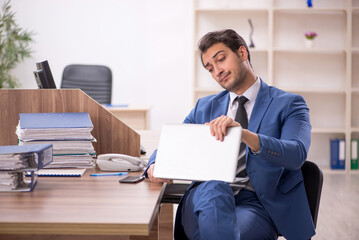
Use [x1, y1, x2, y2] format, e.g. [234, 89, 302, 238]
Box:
[61, 64, 112, 104]
[301, 160, 324, 228]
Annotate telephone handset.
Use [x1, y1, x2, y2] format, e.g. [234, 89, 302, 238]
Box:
[96, 154, 147, 172]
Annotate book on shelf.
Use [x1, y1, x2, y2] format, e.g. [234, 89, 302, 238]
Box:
[16, 112, 96, 169]
[0, 144, 53, 192]
[351, 139, 358, 170]
[330, 139, 345, 170]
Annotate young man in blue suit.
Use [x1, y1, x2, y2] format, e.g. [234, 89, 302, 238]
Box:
[145, 29, 315, 240]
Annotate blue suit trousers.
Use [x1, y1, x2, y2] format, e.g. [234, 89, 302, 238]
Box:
[181, 181, 278, 240]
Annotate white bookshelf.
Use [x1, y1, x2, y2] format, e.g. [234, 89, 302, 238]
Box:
[191, 0, 359, 173]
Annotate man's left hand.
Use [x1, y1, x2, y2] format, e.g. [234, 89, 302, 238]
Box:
[206, 115, 260, 153]
[206, 115, 240, 142]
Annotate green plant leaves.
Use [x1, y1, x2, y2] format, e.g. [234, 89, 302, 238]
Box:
[0, 0, 34, 88]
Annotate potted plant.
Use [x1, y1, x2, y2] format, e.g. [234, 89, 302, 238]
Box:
[0, 0, 34, 88]
[304, 31, 317, 49]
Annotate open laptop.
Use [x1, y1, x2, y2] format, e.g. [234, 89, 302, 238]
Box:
[153, 124, 242, 183]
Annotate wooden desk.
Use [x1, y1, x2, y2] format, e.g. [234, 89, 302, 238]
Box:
[106, 105, 151, 130]
[0, 169, 165, 240]
[138, 130, 175, 240]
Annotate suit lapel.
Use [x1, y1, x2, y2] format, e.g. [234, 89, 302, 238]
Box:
[210, 91, 230, 121]
[248, 80, 273, 133]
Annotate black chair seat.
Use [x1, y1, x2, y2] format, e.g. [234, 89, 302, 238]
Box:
[161, 183, 190, 204]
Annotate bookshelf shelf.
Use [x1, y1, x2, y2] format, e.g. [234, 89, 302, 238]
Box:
[195, 8, 268, 13]
[273, 8, 347, 13]
[284, 89, 346, 94]
[273, 49, 346, 54]
[191, 0, 357, 172]
[312, 128, 346, 134]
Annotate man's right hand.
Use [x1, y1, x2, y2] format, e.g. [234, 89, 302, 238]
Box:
[147, 163, 171, 183]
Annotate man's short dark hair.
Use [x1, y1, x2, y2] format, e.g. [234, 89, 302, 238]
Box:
[198, 29, 251, 65]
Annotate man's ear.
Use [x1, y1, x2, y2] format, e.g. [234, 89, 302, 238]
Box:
[237, 46, 248, 60]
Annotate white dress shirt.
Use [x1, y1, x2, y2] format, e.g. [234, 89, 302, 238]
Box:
[226, 77, 261, 122]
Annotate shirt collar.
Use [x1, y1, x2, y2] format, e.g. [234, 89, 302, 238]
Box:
[229, 77, 261, 106]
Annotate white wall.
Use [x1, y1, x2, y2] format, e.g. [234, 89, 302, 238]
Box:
[4, 0, 193, 130]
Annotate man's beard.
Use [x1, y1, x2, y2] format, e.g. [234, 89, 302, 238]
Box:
[220, 73, 241, 93]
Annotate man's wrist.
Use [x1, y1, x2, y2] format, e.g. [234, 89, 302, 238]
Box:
[242, 129, 260, 153]
[250, 148, 260, 155]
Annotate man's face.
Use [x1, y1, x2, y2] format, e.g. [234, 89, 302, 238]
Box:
[201, 42, 247, 93]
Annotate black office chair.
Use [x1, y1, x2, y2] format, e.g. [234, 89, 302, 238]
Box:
[301, 160, 323, 228]
[161, 160, 324, 235]
[61, 64, 112, 104]
[161, 182, 190, 204]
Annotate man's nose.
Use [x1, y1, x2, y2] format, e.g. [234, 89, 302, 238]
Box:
[214, 66, 224, 78]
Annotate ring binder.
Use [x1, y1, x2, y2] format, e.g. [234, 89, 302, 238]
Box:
[0, 144, 52, 192]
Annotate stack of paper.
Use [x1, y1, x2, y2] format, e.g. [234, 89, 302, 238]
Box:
[20, 140, 95, 155]
[16, 112, 96, 169]
[0, 144, 53, 192]
[0, 153, 34, 170]
[0, 172, 37, 192]
[0, 172, 21, 191]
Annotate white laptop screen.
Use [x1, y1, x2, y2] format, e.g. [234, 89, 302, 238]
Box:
[153, 124, 242, 183]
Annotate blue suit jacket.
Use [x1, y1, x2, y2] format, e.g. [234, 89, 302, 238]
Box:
[146, 80, 315, 240]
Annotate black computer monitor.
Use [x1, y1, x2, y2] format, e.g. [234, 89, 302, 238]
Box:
[33, 69, 49, 89]
[34, 60, 56, 89]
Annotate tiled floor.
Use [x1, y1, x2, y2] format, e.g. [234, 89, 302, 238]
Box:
[312, 171, 359, 240]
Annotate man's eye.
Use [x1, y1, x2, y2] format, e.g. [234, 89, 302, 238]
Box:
[209, 68, 213, 73]
[219, 57, 225, 62]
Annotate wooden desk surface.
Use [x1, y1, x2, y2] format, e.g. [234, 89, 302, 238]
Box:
[0, 169, 165, 237]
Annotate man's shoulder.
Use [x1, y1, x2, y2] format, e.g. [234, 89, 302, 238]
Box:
[268, 85, 303, 101]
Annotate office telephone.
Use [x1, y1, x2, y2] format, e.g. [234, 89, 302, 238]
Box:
[96, 154, 147, 172]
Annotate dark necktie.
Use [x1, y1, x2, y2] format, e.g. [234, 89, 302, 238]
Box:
[235, 96, 249, 182]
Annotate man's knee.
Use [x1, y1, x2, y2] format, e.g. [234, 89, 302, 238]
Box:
[191, 180, 234, 211]
[189, 181, 237, 239]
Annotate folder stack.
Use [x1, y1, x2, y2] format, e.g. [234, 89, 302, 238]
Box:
[0, 144, 53, 192]
[16, 112, 96, 169]
[330, 138, 359, 170]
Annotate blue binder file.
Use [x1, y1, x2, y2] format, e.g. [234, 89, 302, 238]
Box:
[351, 139, 358, 170]
[17, 112, 95, 142]
[330, 139, 345, 169]
[0, 144, 53, 171]
[16, 112, 96, 169]
[0, 144, 52, 192]
[19, 112, 93, 129]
